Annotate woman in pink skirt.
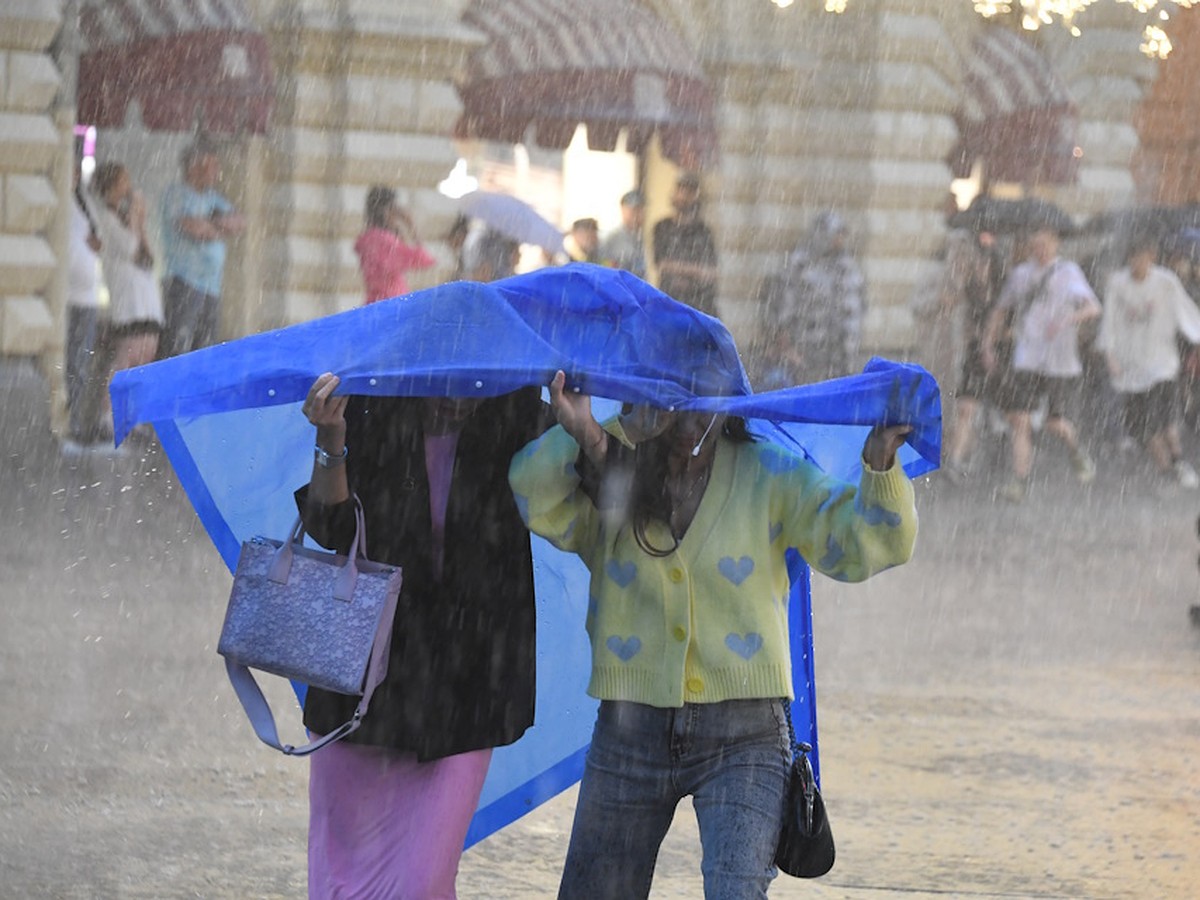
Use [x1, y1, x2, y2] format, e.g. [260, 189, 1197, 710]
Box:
[297, 372, 551, 898]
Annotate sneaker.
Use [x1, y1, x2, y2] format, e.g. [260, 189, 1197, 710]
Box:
[60, 438, 88, 458]
[998, 479, 1026, 503]
[1070, 449, 1096, 484]
[1174, 460, 1199, 489]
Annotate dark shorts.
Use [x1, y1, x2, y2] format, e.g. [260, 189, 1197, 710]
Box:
[111, 319, 163, 338]
[998, 370, 1081, 419]
[1122, 380, 1178, 442]
[957, 339, 1012, 402]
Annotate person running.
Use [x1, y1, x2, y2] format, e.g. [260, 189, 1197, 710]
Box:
[981, 219, 1101, 503]
[1096, 233, 1200, 488]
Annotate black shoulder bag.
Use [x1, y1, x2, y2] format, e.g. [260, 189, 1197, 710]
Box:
[774, 700, 836, 878]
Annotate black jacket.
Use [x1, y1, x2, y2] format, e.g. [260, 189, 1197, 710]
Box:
[295, 389, 551, 761]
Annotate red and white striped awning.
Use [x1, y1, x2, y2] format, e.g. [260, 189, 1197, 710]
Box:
[456, 0, 716, 168]
[952, 27, 1078, 185]
[78, 0, 273, 135]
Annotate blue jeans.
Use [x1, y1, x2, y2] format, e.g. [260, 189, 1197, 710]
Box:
[558, 698, 790, 900]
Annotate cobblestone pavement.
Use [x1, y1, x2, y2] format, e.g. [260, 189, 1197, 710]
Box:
[2, 360, 1197, 899]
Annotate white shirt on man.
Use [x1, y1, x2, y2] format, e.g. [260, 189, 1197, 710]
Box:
[997, 257, 1100, 377]
[1097, 264, 1200, 394]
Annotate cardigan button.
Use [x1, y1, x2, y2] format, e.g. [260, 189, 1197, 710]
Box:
[672, 625, 687, 641]
[668, 567, 684, 583]
[686, 677, 704, 693]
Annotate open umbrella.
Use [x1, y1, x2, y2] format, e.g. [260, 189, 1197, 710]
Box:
[950, 196, 1076, 236]
[110, 264, 941, 847]
[459, 190, 565, 255]
[1164, 228, 1200, 263]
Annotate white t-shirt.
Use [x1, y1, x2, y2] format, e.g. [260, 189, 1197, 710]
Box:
[91, 200, 164, 326]
[1096, 265, 1200, 393]
[998, 257, 1100, 377]
[67, 198, 100, 309]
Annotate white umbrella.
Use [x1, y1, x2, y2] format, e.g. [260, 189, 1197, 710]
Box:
[459, 190, 565, 254]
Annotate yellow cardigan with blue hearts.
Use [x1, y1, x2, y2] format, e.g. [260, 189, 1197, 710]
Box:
[508, 421, 917, 708]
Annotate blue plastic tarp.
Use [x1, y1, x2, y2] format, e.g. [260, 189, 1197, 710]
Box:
[111, 263, 940, 847]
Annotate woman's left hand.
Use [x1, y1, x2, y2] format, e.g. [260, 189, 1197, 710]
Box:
[863, 424, 913, 472]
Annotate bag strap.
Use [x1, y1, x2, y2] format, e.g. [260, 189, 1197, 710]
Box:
[782, 699, 819, 830]
[224, 657, 368, 756]
[1015, 259, 1061, 320]
[781, 698, 812, 756]
[226, 499, 393, 756]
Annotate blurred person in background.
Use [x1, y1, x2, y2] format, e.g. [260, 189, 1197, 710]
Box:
[564, 217, 601, 264]
[941, 231, 1009, 483]
[355, 186, 436, 303]
[653, 172, 718, 317]
[982, 220, 1101, 503]
[89, 161, 163, 441]
[598, 190, 647, 278]
[62, 157, 103, 453]
[467, 229, 521, 282]
[159, 140, 244, 356]
[756, 210, 865, 388]
[1096, 233, 1200, 489]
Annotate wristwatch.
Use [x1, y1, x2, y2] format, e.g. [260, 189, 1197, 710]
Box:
[314, 444, 347, 468]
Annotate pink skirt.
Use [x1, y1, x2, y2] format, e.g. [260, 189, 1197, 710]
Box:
[308, 739, 492, 900]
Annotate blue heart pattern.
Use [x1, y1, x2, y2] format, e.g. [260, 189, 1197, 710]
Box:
[606, 559, 637, 588]
[818, 534, 845, 571]
[854, 494, 902, 527]
[718, 555, 754, 585]
[606, 635, 641, 661]
[769, 521, 783, 542]
[725, 632, 764, 660]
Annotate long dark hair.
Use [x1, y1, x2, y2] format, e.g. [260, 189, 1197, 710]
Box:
[629, 416, 755, 557]
[365, 186, 395, 229]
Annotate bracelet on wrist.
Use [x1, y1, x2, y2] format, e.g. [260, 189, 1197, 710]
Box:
[314, 444, 347, 468]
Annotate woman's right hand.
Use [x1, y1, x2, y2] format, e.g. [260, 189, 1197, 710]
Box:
[303, 373, 349, 451]
[549, 370, 598, 446]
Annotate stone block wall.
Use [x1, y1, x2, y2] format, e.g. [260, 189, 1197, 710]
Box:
[259, 1, 477, 329]
[0, 0, 62, 358]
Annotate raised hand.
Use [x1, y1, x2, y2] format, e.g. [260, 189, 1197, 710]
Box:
[549, 370, 598, 447]
[303, 372, 349, 452]
[863, 424, 913, 472]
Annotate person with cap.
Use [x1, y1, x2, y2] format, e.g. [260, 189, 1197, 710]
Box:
[652, 172, 719, 316]
[981, 217, 1102, 503]
[565, 217, 601, 264]
[756, 210, 865, 387]
[508, 370, 918, 898]
[599, 189, 647, 279]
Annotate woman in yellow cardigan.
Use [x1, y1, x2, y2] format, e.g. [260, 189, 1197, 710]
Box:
[509, 370, 918, 899]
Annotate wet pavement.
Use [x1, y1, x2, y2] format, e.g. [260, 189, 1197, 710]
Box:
[1, 358, 1198, 899]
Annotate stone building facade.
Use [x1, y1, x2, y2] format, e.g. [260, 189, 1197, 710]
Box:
[0, 0, 1186, 433]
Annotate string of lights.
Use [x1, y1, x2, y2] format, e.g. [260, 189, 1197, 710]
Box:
[769, 0, 1195, 58]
